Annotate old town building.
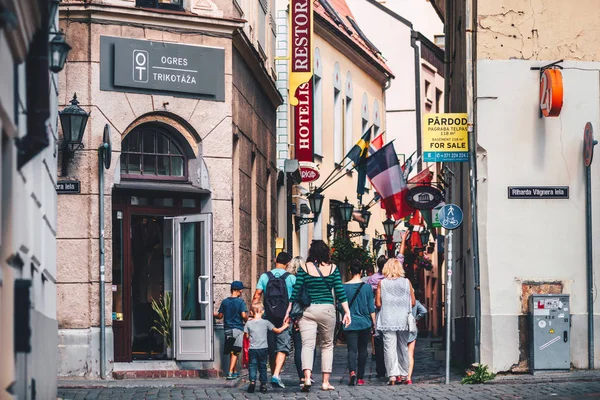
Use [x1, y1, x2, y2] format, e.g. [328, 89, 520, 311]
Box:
[444, 0, 600, 372]
[275, 0, 393, 262]
[0, 0, 61, 398]
[56, 0, 281, 378]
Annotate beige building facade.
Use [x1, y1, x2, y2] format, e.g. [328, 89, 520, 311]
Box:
[56, 0, 281, 378]
[444, 0, 600, 372]
[273, 0, 392, 259]
[0, 0, 61, 398]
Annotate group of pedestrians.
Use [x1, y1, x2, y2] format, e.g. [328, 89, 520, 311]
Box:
[214, 235, 427, 393]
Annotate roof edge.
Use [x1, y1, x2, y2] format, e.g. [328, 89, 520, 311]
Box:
[364, 0, 413, 29]
[315, 12, 394, 79]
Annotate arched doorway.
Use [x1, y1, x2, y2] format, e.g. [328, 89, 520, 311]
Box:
[111, 121, 213, 363]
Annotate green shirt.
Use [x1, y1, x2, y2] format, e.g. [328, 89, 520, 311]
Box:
[290, 266, 348, 305]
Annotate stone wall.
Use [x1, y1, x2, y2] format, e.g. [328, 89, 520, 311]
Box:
[232, 47, 277, 295]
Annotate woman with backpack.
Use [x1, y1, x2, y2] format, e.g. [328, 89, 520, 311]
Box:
[287, 240, 351, 392]
[343, 260, 376, 386]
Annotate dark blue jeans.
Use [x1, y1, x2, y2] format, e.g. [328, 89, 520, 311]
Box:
[345, 328, 371, 379]
[248, 348, 269, 384]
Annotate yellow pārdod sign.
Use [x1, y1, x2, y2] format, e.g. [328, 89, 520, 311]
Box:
[423, 113, 469, 162]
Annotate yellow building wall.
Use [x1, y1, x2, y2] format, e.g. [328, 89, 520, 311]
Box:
[292, 34, 388, 268]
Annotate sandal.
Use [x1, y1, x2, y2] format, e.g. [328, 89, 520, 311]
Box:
[405, 379, 413, 385]
[321, 383, 335, 391]
[387, 379, 396, 386]
[301, 382, 311, 393]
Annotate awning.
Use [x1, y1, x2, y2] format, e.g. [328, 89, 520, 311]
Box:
[114, 181, 211, 195]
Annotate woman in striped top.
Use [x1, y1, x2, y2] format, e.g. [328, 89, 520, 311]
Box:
[286, 240, 351, 392]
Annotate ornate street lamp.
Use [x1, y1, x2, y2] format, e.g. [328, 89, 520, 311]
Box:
[339, 197, 354, 223]
[49, 31, 71, 73]
[360, 208, 371, 230]
[383, 218, 395, 237]
[420, 229, 430, 247]
[383, 218, 396, 258]
[59, 93, 90, 176]
[308, 191, 324, 216]
[295, 191, 325, 231]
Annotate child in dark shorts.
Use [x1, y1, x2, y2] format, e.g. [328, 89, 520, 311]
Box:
[214, 281, 248, 380]
[244, 304, 289, 393]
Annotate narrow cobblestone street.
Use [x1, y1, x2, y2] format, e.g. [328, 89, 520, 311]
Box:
[58, 339, 600, 399]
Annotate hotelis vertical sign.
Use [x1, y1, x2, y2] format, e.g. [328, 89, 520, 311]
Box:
[290, 0, 313, 162]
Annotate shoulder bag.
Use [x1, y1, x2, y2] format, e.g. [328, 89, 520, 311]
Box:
[406, 279, 418, 334]
[289, 270, 311, 320]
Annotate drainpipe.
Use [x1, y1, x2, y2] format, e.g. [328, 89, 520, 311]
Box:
[466, 0, 481, 364]
[411, 31, 423, 172]
[98, 141, 109, 379]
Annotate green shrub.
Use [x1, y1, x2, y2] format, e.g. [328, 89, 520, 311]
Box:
[461, 364, 496, 384]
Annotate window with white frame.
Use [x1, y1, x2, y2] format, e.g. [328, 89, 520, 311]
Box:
[333, 63, 342, 164]
[313, 48, 323, 157]
[373, 99, 381, 137]
[361, 92, 369, 136]
[344, 71, 353, 167]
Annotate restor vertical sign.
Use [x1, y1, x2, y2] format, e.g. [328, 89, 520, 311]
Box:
[289, 0, 313, 106]
[295, 80, 313, 162]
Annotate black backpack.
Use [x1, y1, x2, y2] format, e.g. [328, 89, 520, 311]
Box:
[264, 271, 290, 321]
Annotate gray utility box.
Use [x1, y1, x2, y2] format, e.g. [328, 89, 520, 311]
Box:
[529, 294, 570, 373]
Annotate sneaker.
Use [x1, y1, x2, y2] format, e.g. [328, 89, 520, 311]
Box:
[349, 372, 357, 386]
[357, 379, 365, 386]
[226, 372, 238, 380]
[247, 382, 256, 393]
[260, 384, 268, 393]
[271, 375, 285, 388]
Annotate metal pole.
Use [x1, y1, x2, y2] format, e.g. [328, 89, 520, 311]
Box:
[98, 144, 107, 379]
[411, 31, 423, 172]
[586, 165, 595, 369]
[465, 0, 481, 363]
[286, 173, 293, 255]
[445, 229, 453, 384]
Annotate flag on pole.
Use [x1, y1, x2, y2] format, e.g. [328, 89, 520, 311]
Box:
[346, 129, 372, 167]
[356, 128, 373, 196]
[401, 151, 421, 180]
[368, 133, 384, 155]
[367, 142, 413, 220]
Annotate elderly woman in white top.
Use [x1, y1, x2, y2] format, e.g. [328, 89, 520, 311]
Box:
[375, 257, 416, 385]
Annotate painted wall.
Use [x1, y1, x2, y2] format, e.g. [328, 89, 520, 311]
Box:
[478, 0, 600, 62]
[476, 59, 600, 371]
[0, 1, 60, 397]
[346, 0, 417, 163]
[382, 0, 443, 42]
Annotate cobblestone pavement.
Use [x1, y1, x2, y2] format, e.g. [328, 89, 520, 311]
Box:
[58, 339, 600, 399]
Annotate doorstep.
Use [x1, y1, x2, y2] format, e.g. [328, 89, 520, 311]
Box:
[112, 361, 219, 379]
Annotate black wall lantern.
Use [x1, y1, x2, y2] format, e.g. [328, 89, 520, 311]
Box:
[383, 218, 395, 237]
[339, 197, 354, 223]
[360, 208, 371, 230]
[295, 191, 325, 230]
[419, 229, 430, 248]
[49, 32, 71, 73]
[59, 93, 90, 176]
[308, 191, 324, 216]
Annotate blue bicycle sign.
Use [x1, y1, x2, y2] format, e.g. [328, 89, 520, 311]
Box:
[438, 204, 463, 230]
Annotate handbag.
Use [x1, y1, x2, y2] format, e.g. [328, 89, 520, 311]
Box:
[241, 335, 250, 369]
[290, 279, 311, 320]
[407, 312, 418, 334]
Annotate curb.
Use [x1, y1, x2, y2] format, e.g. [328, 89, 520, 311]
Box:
[486, 374, 600, 385]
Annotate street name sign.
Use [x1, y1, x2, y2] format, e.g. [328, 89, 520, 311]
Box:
[508, 186, 569, 199]
[56, 180, 80, 194]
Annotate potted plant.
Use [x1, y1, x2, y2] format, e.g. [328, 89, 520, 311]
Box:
[331, 235, 374, 275]
[150, 291, 173, 359]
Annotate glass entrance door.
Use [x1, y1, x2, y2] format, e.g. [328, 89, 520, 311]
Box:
[173, 214, 213, 361]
